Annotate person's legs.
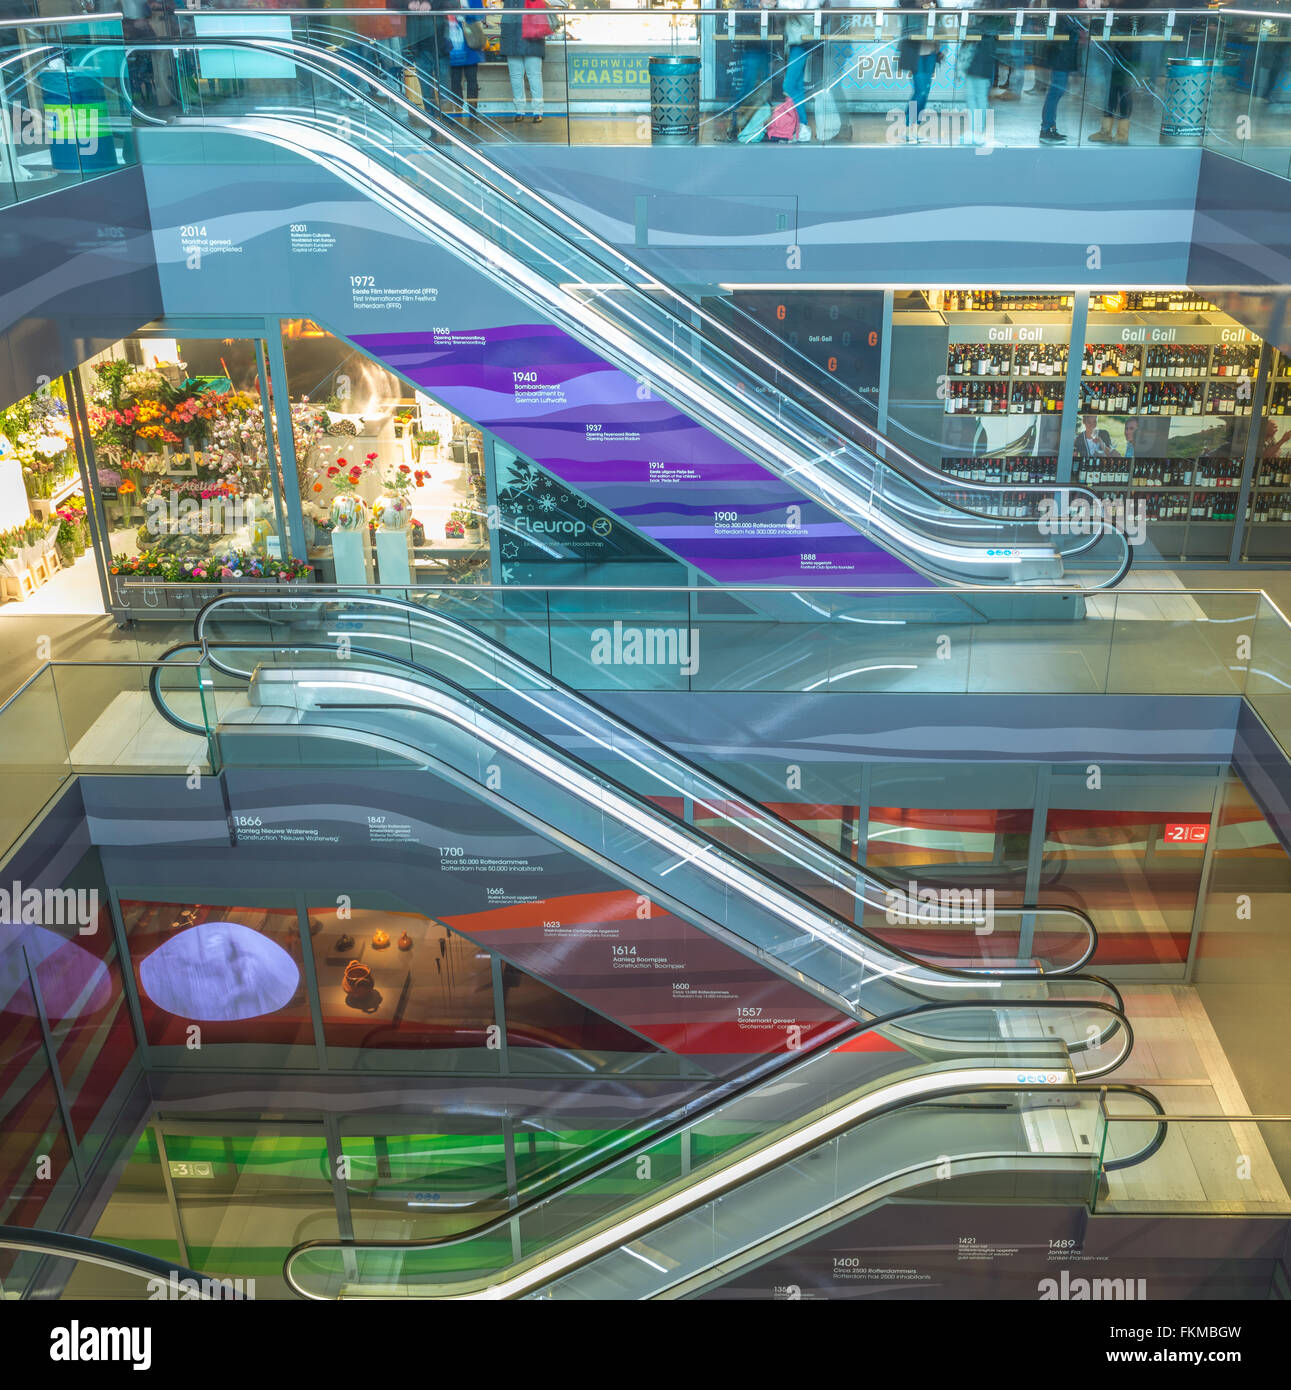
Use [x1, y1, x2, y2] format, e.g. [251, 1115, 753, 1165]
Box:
[447, 63, 466, 117]
[507, 55, 527, 115]
[994, 40, 1023, 100]
[1042, 67, 1069, 134]
[964, 73, 990, 143]
[784, 44, 808, 112]
[525, 55, 544, 117]
[912, 51, 937, 121]
[463, 63, 480, 121]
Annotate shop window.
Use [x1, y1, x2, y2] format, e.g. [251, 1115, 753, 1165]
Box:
[342, 1131, 514, 1245]
[281, 321, 490, 587]
[0, 940, 73, 1227]
[80, 337, 302, 595]
[163, 1131, 337, 1292]
[40, 885, 136, 1157]
[1073, 293, 1258, 564]
[498, 954, 670, 1073]
[307, 907, 496, 1060]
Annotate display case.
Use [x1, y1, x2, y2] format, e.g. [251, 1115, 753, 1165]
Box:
[1075, 295, 1261, 563]
[929, 287, 1075, 513]
[1243, 346, 1291, 560]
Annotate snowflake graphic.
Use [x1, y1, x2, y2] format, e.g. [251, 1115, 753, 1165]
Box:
[501, 540, 519, 559]
[537, 494, 557, 512]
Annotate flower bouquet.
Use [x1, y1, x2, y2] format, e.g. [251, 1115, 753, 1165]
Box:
[373, 462, 427, 532]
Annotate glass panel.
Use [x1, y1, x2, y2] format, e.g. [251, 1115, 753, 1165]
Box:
[166, 1130, 337, 1295]
[0, 667, 69, 862]
[80, 335, 297, 603]
[279, 319, 491, 586]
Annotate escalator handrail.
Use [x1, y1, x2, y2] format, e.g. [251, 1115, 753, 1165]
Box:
[278, 1001, 1136, 1278]
[281, 1076, 1163, 1300]
[150, 628, 1109, 997]
[123, 35, 1130, 589]
[157, 643, 1134, 1046]
[0, 1225, 247, 1299]
[189, 588, 1106, 979]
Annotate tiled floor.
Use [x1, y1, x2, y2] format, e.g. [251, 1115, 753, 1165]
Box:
[1102, 984, 1291, 1214]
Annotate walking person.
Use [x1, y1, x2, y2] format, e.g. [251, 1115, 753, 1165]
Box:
[898, 0, 943, 139]
[1037, 0, 1081, 144]
[438, 0, 485, 122]
[724, 0, 781, 142]
[779, 0, 817, 140]
[406, 0, 449, 113]
[1089, 4, 1139, 144]
[959, 2, 1005, 146]
[501, 0, 552, 124]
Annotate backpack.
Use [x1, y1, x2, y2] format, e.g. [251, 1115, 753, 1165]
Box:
[765, 97, 799, 142]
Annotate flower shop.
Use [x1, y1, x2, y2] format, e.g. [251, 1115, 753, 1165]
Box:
[0, 379, 92, 604]
[0, 318, 653, 621]
[66, 325, 495, 620]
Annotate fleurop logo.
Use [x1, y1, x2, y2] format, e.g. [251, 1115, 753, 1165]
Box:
[50, 1323, 151, 1371]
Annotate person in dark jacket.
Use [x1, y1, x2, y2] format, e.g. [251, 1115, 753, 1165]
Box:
[440, 0, 485, 121]
[500, 0, 550, 123]
[1037, 0, 1081, 144]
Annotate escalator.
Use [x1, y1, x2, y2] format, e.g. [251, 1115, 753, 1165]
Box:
[277, 1029, 1165, 1300]
[158, 589, 1112, 982]
[141, 610, 1159, 1298]
[114, 35, 1130, 592]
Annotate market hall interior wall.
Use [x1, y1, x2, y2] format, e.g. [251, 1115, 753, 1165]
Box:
[0, 167, 161, 408]
[484, 145, 1201, 291]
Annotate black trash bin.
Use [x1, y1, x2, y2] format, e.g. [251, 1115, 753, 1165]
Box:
[649, 55, 700, 146]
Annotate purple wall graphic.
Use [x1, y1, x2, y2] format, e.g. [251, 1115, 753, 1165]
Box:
[354, 325, 926, 586]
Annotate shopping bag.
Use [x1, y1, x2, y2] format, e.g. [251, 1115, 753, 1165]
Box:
[737, 102, 772, 143]
[813, 83, 842, 142]
[765, 96, 800, 141]
[522, 0, 555, 41]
